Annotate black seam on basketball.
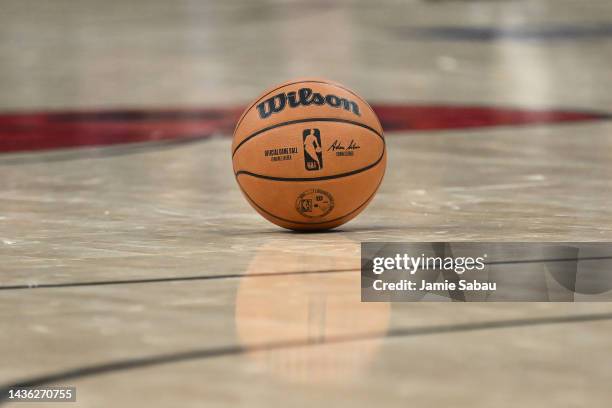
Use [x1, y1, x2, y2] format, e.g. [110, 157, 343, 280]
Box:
[233, 80, 381, 137]
[235, 162, 384, 226]
[235, 145, 384, 182]
[232, 117, 384, 158]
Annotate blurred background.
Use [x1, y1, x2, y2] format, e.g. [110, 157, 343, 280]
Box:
[1, 1, 612, 407]
[1, 0, 612, 111]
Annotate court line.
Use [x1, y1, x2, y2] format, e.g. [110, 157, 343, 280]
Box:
[487, 256, 612, 265]
[0, 268, 358, 290]
[396, 24, 612, 42]
[1, 312, 611, 401]
[0, 136, 209, 166]
[2, 256, 611, 291]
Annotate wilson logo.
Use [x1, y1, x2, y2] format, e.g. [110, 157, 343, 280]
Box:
[256, 87, 361, 119]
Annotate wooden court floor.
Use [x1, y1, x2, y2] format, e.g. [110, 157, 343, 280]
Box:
[1, 1, 612, 407]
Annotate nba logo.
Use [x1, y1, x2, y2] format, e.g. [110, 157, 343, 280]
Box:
[302, 128, 323, 171]
[299, 198, 313, 213]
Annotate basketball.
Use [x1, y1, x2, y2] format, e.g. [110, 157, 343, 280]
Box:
[232, 78, 386, 230]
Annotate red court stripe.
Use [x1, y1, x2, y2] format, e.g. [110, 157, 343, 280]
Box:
[0, 105, 608, 153]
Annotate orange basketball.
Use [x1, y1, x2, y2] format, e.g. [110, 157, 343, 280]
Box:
[232, 78, 386, 231]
